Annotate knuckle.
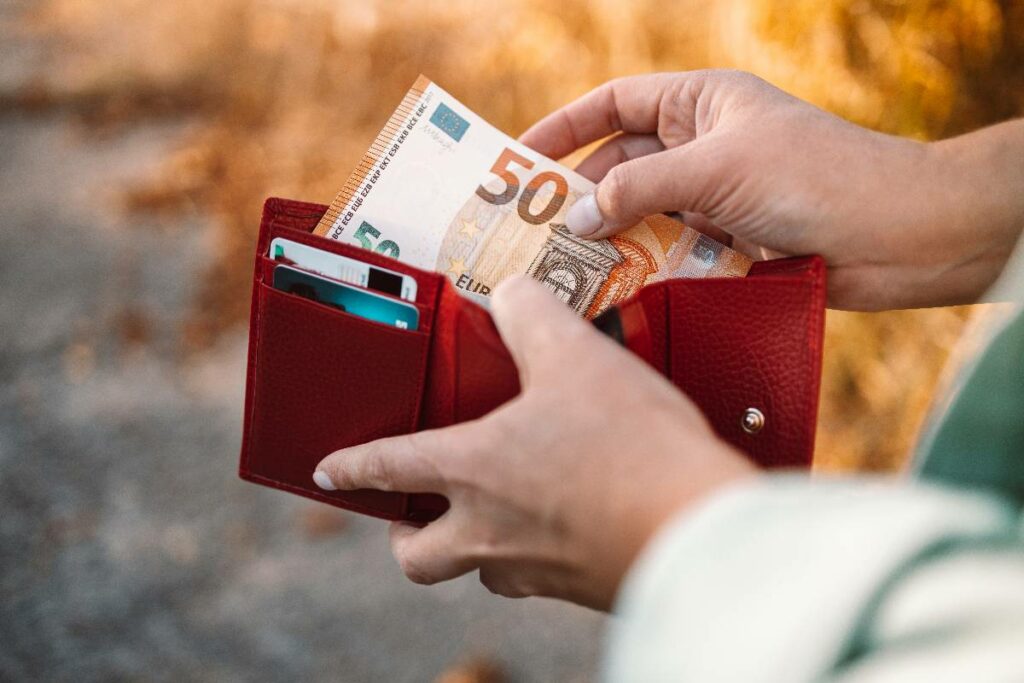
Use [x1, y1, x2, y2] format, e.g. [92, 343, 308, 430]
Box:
[453, 517, 505, 564]
[430, 425, 481, 476]
[403, 563, 435, 586]
[407, 431, 446, 475]
[404, 430, 435, 459]
[605, 75, 628, 91]
[717, 69, 770, 97]
[478, 571, 500, 595]
[711, 67, 751, 84]
[597, 167, 629, 220]
[704, 137, 740, 172]
[393, 544, 436, 586]
[478, 569, 509, 597]
[362, 451, 393, 491]
[479, 569, 532, 599]
[466, 527, 503, 562]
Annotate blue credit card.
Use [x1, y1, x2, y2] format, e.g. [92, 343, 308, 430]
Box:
[272, 264, 420, 331]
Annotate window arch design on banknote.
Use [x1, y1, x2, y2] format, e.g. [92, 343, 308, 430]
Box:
[526, 224, 623, 314]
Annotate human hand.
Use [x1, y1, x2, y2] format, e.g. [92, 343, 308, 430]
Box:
[521, 70, 1024, 310]
[313, 276, 755, 611]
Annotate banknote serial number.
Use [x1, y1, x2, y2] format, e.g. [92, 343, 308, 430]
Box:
[338, 101, 430, 231]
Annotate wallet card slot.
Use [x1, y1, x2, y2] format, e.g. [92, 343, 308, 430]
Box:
[255, 256, 435, 335]
[258, 198, 449, 311]
[264, 223, 445, 310]
[241, 282, 435, 519]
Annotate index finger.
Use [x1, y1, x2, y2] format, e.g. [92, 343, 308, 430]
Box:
[519, 72, 688, 160]
[489, 275, 602, 387]
[314, 426, 469, 494]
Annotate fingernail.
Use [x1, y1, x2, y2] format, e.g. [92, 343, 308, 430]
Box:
[565, 193, 603, 237]
[313, 470, 336, 491]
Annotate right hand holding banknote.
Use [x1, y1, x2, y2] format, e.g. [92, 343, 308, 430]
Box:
[521, 69, 1024, 311]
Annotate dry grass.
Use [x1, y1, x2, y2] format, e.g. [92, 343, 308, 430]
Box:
[12, 0, 1024, 471]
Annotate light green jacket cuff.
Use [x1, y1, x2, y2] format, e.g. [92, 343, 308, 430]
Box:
[604, 477, 1024, 682]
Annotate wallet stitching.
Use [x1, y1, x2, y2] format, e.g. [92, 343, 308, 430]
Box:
[239, 207, 276, 476]
[265, 196, 327, 220]
[661, 284, 672, 379]
[240, 210, 276, 476]
[802, 259, 827, 462]
[240, 282, 269, 477]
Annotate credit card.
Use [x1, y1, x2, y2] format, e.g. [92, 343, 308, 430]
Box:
[269, 237, 418, 302]
[272, 264, 420, 330]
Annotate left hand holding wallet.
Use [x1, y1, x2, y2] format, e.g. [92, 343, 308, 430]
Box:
[313, 274, 758, 611]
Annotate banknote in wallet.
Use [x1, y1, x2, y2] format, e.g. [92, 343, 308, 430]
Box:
[314, 75, 752, 319]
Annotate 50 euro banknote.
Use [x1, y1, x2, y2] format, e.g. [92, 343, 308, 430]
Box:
[315, 75, 751, 318]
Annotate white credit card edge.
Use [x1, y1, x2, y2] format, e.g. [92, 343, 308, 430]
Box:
[268, 237, 493, 310]
[269, 237, 418, 302]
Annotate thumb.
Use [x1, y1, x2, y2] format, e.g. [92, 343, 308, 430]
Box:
[564, 140, 724, 240]
[489, 276, 604, 387]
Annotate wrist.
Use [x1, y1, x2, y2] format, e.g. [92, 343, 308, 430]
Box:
[628, 443, 758, 573]
[837, 122, 1024, 310]
[588, 443, 757, 611]
[921, 121, 1024, 303]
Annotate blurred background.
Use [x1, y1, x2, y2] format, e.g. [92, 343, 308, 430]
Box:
[1, 0, 1022, 680]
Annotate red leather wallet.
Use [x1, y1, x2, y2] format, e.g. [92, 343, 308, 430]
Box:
[239, 197, 827, 521]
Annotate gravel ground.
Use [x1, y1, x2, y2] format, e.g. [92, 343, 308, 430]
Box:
[0, 112, 605, 682]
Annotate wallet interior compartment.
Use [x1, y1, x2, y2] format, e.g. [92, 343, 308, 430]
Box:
[254, 255, 436, 335]
[240, 281, 434, 519]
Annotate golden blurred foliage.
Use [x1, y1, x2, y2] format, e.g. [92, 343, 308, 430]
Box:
[713, 0, 1024, 138]
[15, 0, 1024, 471]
